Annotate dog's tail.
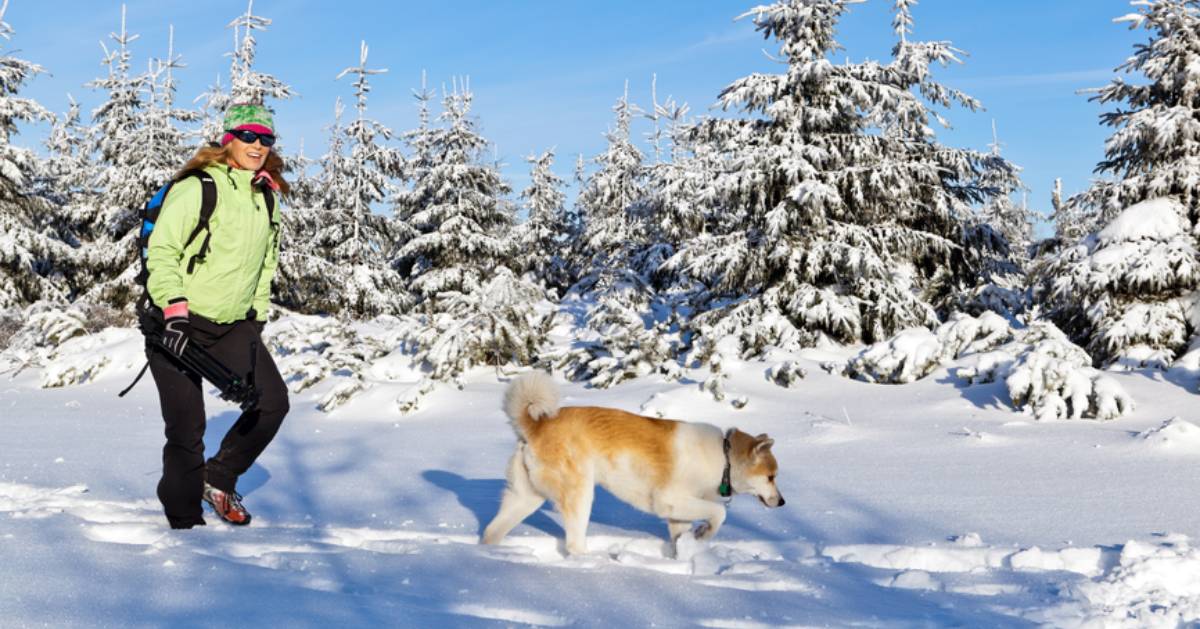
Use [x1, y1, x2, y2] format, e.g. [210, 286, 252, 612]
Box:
[504, 371, 560, 438]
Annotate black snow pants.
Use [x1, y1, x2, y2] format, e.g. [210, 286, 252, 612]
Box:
[147, 314, 289, 529]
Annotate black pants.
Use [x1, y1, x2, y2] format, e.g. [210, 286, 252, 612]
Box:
[148, 315, 289, 529]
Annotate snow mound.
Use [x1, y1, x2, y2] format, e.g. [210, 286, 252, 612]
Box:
[845, 312, 1014, 385]
[1004, 332, 1134, 421]
[1038, 535, 1200, 628]
[41, 327, 143, 388]
[1136, 417, 1200, 451]
[935, 311, 1013, 360]
[845, 327, 941, 384]
[842, 315, 1135, 420]
[765, 360, 806, 388]
[1097, 198, 1186, 244]
[957, 322, 1135, 421]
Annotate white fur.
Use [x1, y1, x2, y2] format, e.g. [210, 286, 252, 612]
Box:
[484, 417, 741, 554]
[504, 371, 560, 428]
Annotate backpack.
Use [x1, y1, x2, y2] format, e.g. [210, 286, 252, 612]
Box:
[135, 168, 276, 313]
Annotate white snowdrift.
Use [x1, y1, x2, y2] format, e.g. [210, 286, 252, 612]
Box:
[847, 313, 1135, 420]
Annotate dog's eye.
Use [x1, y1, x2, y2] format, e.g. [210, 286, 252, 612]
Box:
[768, 475, 775, 483]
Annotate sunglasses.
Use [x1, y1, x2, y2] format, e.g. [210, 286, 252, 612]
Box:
[227, 129, 277, 147]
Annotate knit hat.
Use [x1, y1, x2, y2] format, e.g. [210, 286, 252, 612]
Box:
[220, 103, 275, 146]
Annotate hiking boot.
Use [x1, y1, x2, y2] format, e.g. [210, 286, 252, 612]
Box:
[202, 483, 251, 525]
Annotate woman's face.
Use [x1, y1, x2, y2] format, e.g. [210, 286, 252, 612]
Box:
[227, 135, 270, 171]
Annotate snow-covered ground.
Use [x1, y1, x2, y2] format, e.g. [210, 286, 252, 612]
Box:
[4, 318, 1200, 627]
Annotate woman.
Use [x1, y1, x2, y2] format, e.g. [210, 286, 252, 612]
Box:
[145, 103, 289, 529]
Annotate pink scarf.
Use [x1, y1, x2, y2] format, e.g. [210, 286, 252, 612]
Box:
[253, 169, 281, 192]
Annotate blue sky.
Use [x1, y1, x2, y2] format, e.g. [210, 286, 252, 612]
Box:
[8, 1, 1141, 233]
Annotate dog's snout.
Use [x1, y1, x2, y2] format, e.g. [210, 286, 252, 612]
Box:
[777, 496, 786, 507]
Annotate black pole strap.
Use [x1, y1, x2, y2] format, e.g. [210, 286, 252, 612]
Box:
[117, 361, 151, 398]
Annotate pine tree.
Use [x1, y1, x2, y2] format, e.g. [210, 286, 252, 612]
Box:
[84, 5, 149, 240]
[1063, 0, 1200, 230]
[143, 26, 199, 171]
[1037, 0, 1200, 369]
[663, 0, 1012, 364]
[81, 9, 198, 309]
[952, 121, 1032, 317]
[278, 43, 407, 317]
[38, 96, 90, 249]
[558, 83, 694, 388]
[978, 122, 1033, 257]
[0, 0, 63, 310]
[397, 80, 548, 380]
[573, 83, 648, 292]
[514, 149, 571, 291]
[197, 0, 295, 141]
[399, 80, 514, 304]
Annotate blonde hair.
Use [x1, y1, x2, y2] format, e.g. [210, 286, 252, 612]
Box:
[176, 143, 291, 196]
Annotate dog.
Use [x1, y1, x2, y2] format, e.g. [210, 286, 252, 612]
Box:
[481, 371, 785, 555]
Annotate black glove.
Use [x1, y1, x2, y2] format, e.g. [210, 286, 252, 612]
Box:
[253, 320, 265, 335]
[161, 300, 191, 357]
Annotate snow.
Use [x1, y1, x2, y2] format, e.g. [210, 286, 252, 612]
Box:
[1098, 198, 1187, 244]
[5, 323, 1200, 626]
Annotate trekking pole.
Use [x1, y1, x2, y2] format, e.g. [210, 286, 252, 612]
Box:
[124, 314, 261, 411]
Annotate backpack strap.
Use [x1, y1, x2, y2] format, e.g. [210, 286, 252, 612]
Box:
[183, 170, 219, 275]
[263, 186, 276, 223]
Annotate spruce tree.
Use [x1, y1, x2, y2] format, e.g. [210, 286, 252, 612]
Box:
[952, 121, 1032, 317]
[514, 149, 571, 291]
[664, 0, 1014, 363]
[81, 10, 198, 309]
[397, 81, 548, 380]
[197, 0, 295, 141]
[399, 81, 514, 304]
[38, 97, 90, 253]
[278, 43, 407, 317]
[573, 84, 647, 292]
[1037, 0, 1200, 369]
[0, 0, 62, 310]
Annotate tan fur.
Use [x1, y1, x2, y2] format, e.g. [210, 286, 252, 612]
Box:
[484, 372, 786, 556]
[522, 407, 678, 487]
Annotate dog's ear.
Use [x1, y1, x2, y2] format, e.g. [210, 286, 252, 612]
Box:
[753, 434, 774, 455]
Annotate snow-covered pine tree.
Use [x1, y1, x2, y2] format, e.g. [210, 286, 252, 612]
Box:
[197, 0, 295, 141]
[556, 83, 690, 389]
[514, 149, 571, 292]
[572, 83, 648, 292]
[278, 42, 407, 317]
[390, 72, 436, 282]
[950, 121, 1033, 317]
[38, 97, 92, 255]
[397, 80, 549, 380]
[399, 80, 514, 304]
[281, 138, 321, 211]
[663, 0, 1012, 364]
[1036, 0, 1200, 370]
[144, 26, 200, 169]
[81, 5, 148, 242]
[1048, 177, 1090, 246]
[1061, 0, 1200, 231]
[0, 0, 63, 310]
[642, 85, 708, 254]
[978, 122, 1033, 259]
[275, 102, 344, 314]
[81, 11, 200, 310]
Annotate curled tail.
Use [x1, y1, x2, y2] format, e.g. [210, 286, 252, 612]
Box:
[504, 371, 560, 438]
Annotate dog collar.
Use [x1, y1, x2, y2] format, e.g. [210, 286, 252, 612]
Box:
[719, 428, 733, 498]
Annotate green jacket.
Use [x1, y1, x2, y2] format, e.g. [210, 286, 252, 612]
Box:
[146, 163, 281, 324]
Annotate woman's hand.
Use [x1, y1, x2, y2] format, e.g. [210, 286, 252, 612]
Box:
[162, 300, 191, 357]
